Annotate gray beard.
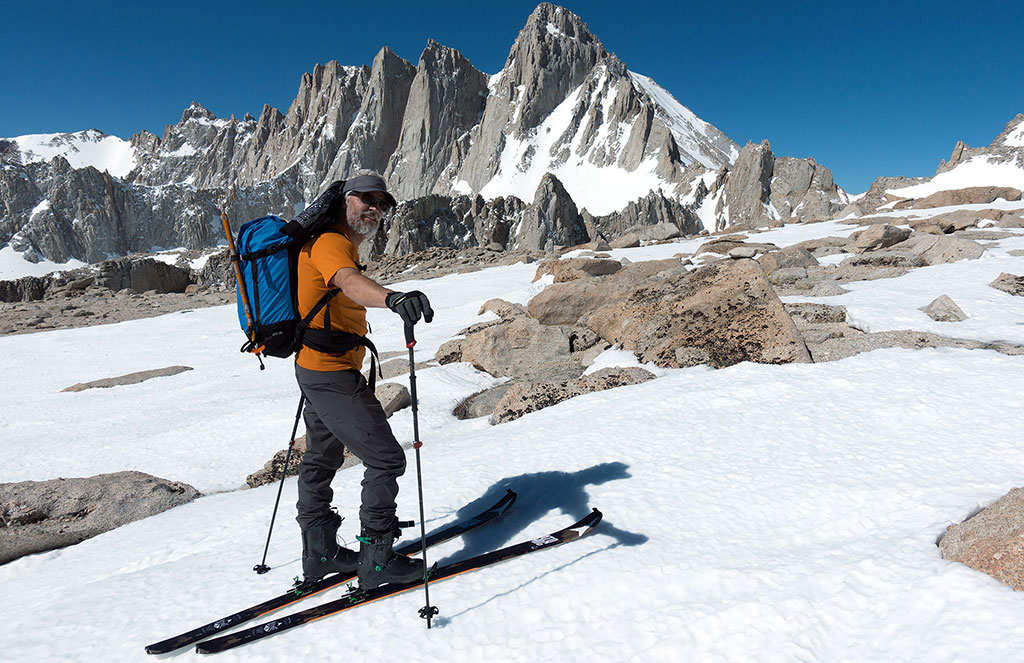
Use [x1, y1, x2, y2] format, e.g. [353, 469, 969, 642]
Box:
[349, 216, 379, 237]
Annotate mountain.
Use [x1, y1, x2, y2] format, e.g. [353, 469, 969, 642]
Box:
[1, 3, 853, 271]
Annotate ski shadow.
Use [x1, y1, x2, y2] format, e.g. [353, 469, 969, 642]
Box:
[436, 461, 647, 565]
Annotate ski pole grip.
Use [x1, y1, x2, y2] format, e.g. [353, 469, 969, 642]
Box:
[404, 322, 416, 348]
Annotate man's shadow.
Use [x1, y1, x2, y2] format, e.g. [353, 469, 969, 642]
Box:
[436, 461, 647, 565]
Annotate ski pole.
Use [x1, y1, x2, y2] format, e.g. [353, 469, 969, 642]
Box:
[405, 322, 438, 628]
[254, 393, 305, 574]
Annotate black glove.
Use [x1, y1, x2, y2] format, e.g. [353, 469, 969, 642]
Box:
[385, 290, 434, 326]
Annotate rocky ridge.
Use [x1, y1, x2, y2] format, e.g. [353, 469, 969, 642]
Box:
[2, 2, 863, 273]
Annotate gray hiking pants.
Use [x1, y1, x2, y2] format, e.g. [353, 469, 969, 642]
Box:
[294, 365, 406, 534]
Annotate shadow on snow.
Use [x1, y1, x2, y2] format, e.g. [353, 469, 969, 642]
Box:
[435, 461, 647, 566]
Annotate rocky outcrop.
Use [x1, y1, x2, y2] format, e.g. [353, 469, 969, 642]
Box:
[588, 190, 701, 240]
[695, 140, 845, 231]
[527, 257, 685, 326]
[991, 273, 1024, 297]
[492, 366, 656, 424]
[61, 366, 193, 392]
[582, 258, 813, 368]
[911, 186, 1022, 209]
[514, 173, 589, 252]
[384, 41, 488, 199]
[459, 315, 601, 379]
[853, 224, 913, 252]
[940, 487, 1024, 591]
[0, 472, 199, 564]
[723, 141, 774, 229]
[533, 257, 622, 283]
[326, 47, 417, 183]
[921, 295, 968, 322]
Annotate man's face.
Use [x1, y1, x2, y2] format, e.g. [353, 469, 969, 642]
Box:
[345, 191, 389, 237]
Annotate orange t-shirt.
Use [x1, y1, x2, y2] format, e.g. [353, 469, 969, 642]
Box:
[295, 226, 367, 372]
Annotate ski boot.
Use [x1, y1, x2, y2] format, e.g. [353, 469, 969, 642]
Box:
[357, 528, 425, 589]
[301, 512, 358, 581]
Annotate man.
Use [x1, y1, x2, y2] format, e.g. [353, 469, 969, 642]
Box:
[292, 171, 433, 589]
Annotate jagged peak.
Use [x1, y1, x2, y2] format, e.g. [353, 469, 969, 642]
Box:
[994, 113, 1024, 148]
[506, 3, 607, 70]
[180, 102, 216, 123]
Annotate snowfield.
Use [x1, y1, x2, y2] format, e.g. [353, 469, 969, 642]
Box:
[2, 216, 1024, 661]
[9, 129, 137, 178]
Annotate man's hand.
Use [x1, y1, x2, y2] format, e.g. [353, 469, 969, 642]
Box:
[385, 291, 434, 326]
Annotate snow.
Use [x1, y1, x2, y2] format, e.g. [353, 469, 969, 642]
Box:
[0, 244, 88, 279]
[886, 155, 1024, 199]
[479, 73, 667, 215]
[630, 72, 737, 168]
[1004, 122, 1024, 147]
[10, 129, 137, 178]
[3, 212, 1024, 661]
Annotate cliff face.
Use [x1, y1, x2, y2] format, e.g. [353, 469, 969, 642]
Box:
[3, 3, 857, 270]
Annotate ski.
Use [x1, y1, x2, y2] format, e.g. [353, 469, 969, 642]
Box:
[144, 489, 517, 655]
[196, 508, 603, 654]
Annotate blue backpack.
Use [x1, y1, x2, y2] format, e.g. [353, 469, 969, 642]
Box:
[233, 215, 334, 361]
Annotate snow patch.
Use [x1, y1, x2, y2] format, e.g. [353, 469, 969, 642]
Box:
[0, 245, 88, 279]
[1004, 122, 1024, 147]
[886, 156, 1024, 199]
[10, 129, 137, 178]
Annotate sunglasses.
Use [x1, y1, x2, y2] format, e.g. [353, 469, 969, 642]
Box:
[349, 191, 394, 213]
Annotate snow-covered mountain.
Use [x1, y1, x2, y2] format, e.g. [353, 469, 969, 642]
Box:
[0, 3, 746, 270]
[3, 3, 1018, 276]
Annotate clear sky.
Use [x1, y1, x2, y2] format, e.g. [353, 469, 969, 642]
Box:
[2, 0, 1021, 193]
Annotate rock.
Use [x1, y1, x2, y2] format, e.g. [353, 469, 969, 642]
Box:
[514, 173, 589, 252]
[492, 367, 656, 424]
[0, 471, 200, 564]
[939, 487, 1024, 591]
[725, 140, 775, 228]
[609, 233, 641, 249]
[96, 257, 194, 294]
[784, 302, 847, 324]
[477, 298, 527, 319]
[924, 209, 987, 233]
[375, 382, 412, 417]
[435, 338, 465, 365]
[582, 258, 812, 369]
[247, 436, 308, 488]
[527, 258, 683, 326]
[854, 224, 912, 252]
[911, 186, 1022, 209]
[532, 258, 622, 283]
[806, 329, 1024, 363]
[768, 266, 809, 285]
[61, 366, 193, 392]
[698, 239, 779, 255]
[990, 273, 1024, 297]
[831, 250, 924, 282]
[921, 295, 968, 322]
[728, 246, 759, 259]
[453, 383, 515, 420]
[904, 234, 986, 265]
[757, 246, 819, 275]
[460, 316, 600, 378]
[998, 214, 1024, 229]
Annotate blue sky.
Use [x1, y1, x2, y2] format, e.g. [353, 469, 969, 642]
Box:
[2, 0, 1021, 193]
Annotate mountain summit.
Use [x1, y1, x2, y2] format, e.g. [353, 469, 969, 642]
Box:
[1, 3, 836, 269]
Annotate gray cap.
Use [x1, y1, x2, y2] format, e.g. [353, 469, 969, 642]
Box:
[343, 174, 397, 208]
